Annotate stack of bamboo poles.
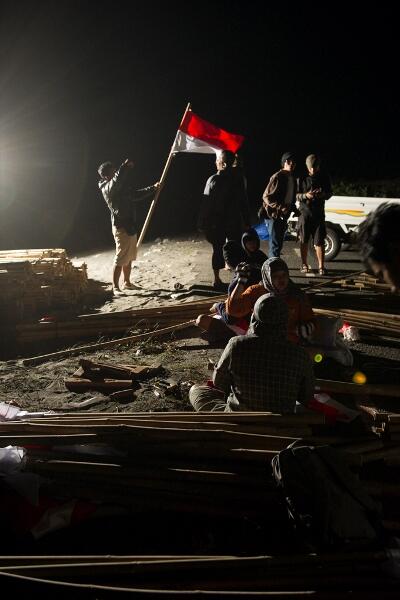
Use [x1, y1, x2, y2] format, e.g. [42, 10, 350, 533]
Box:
[315, 308, 400, 338]
[0, 412, 399, 595]
[0, 260, 40, 321]
[15, 300, 400, 357]
[0, 411, 399, 515]
[328, 272, 393, 292]
[0, 249, 88, 326]
[0, 551, 399, 597]
[16, 295, 224, 345]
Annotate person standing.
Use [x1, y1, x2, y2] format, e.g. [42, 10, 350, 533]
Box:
[98, 159, 159, 295]
[260, 152, 297, 258]
[296, 154, 332, 276]
[199, 150, 250, 289]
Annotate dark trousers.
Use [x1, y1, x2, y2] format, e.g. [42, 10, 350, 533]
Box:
[205, 226, 242, 270]
[266, 218, 287, 258]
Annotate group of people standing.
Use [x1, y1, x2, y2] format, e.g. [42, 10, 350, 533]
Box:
[200, 150, 332, 287]
[97, 149, 332, 294]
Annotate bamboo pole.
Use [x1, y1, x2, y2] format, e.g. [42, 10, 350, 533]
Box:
[137, 102, 191, 248]
[315, 378, 400, 397]
[21, 320, 194, 366]
[302, 269, 366, 293]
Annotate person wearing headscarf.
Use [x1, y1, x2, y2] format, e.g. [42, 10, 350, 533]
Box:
[226, 257, 316, 343]
[189, 293, 315, 412]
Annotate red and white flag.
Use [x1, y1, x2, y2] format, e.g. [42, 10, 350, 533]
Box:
[172, 110, 244, 154]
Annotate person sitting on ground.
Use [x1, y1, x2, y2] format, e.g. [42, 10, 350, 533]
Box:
[189, 294, 315, 412]
[210, 229, 268, 328]
[357, 202, 400, 293]
[241, 227, 268, 269]
[196, 256, 315, 345]
[226, 257, 316, 344]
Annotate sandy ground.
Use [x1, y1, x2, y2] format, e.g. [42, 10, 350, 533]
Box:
[74, 234, 363, 312]
[74, 234, 236, 312]
[1, 234, 400, 415]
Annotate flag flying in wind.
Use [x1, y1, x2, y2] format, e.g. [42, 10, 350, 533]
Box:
[172, 110, 244, 155]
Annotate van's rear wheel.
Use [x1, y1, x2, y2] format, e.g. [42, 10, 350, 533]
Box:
[324, 226, 341, 261]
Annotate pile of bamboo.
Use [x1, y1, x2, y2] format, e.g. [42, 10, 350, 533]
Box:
[0, 249, 89, 325]
[0, 411, 399, 515]
[315, 307, 400, 338]
[16, 295, 223, 345]
[0, 411, 399, 595]
[333, 272, 392, 292]
[0, 550, 398, 597]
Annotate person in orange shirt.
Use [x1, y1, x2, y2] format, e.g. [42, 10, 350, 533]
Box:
[226, 257, 315, 344]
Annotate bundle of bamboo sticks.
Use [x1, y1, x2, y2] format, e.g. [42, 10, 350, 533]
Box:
[16, 295, 224, 344]
[1, 411, 399, 595]
[314, 308, 400, 338]
[1, 411, 399, 511]
[0, 550, 398, 597]
[331, 272, 393, 292]
[0, 249, 89, 326]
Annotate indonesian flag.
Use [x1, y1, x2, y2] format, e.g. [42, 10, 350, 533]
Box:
[309, 392, 360, 423]
[172, 110, 244, 154]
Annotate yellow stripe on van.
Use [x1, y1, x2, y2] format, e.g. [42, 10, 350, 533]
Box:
[325, 209, 367, 217]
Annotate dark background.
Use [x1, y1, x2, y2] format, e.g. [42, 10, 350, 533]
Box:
[0, 1, 398, 252]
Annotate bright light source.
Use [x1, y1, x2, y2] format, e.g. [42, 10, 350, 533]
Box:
[352, 371, 367, 385]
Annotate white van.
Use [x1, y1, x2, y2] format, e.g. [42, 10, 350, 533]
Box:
[287, 196, 400, 261]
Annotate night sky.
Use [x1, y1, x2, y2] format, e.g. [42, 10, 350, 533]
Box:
[0, 1, 398, 251]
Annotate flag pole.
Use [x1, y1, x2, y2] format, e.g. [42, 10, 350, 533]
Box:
[137, 102, 191, 249]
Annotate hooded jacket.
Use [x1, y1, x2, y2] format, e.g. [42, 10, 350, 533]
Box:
[99, 162, 156, 235]
[241, 228, 267, 268]
[226, 257, 316, 344]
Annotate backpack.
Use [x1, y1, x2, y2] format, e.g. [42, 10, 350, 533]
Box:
[271, 445, 383, 551]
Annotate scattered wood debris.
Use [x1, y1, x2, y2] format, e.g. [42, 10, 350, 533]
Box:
[64, 358, 162, 398]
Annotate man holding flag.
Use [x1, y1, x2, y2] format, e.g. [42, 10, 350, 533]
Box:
[98, 159, 159, 295]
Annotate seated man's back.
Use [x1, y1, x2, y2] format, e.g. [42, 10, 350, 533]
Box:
[190, 294, 315, 414]
[215, 330, 314, 412]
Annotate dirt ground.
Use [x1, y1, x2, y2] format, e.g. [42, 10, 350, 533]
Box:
[1, 235, 400, 415]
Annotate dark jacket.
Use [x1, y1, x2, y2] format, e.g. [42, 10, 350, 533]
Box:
[296, 171, 332, 220]
[99, 163, 156, 236]
[241, 228, 267, 268]
[261, 169, 296, 220]
[199, 168, 250, 235]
